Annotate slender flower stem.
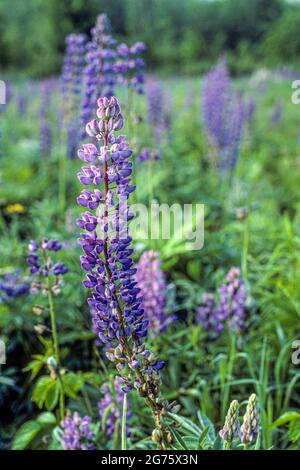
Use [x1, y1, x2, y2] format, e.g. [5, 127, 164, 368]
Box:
[46, 275, 65, 420]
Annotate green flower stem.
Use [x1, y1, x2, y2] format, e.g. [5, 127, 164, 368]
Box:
[47, 276, 65, 420]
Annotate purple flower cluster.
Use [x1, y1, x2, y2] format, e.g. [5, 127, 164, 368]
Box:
[136, 251, 174, 336]
[136, 147, 160, 162]
[77, 96, 166, 395]
[115, 42, 146, 94]
[197, 267, 247, 336]
[39, 80, 54, 157]
[61, 412, 95, 450]
[80, 14, 117, 136]
[60, 33, 86, 157]
[61, 34, 86, 114]
[26, 239, 68, 280]
[202, 59, 246, 172]
[147, 77, 164, 142]
[98, 377, 131, 438]
[0, 270, 30, 304]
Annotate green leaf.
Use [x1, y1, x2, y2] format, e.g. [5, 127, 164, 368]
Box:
[213, 435, 225, 450]
[11, 420, 41, 450]
[170, 427, 189, 450]
[45, 381, 60, 410]
[197, 426, 209, 449]
[37, 412, 56, 425]
[62, 372, 84, 398]
[32, 376, 55, 409]
[272, 412, 300, 428]
[168, 412, 201, 437]
[288, 419, 300, 443]
[197, 411, 216, 445]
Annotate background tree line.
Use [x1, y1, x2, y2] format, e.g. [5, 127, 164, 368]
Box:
[1, 0, 300, 76]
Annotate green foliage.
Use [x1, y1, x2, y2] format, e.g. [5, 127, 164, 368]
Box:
[0, 0, 298, 76]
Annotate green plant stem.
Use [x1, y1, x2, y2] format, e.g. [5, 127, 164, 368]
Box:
[47, 277, 65, 420]
[58, 148, 67, 214]
[242, 218, 249, 281]
[121, 393, 127, 450]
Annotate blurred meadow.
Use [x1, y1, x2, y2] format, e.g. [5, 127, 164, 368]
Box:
[1, 0, 300, 452]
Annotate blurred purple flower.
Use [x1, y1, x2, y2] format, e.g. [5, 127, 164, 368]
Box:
[197, 267, 247, 337]
[61, 412, 95, 450]
[202, 59, 246, 173]
[136, 251, 175, 336]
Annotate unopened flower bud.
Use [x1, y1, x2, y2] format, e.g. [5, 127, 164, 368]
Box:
[241, 394, 260, 444]
[86, 119, 99, 137]
[219, 400, 240, 443]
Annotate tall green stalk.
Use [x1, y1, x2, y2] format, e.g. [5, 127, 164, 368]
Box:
[47, 277, 65, 420]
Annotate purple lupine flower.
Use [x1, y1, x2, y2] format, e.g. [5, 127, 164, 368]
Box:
[80, 14, 117, 137]
[61, 412, 95, 450]
[136, 251, 174, 336]
[0, 270, 30, 304]
[26, 238, 68, 280]
[77, 96, 179, 449]
[60, 33, 86, 117]
[146, 77, 164, 142]
[115, 41, 146, 94]
[202, 59, 246, 173]
[39, 80, 54, 157]
[60, 33, 86, 157]
[197, 293, 216, 331]
[98, 377, 131, 438]
[136, 147, 160, 162]
[39, 118, 52, 157]
[197, 267, 247, 337]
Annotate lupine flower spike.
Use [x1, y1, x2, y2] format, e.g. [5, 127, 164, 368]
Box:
[136, 251, 175, 336]
[197, 267, 247, 337]
[202, 58, 246, 173]
[61, 412, 95, 450]
[219, 400, 240, 445]
[81, 14, 117, 137]
[241, 393, 260, 445]
[77, 96, 178, 449]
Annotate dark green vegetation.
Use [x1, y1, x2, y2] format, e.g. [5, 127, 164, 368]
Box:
[2, 0, 300, 76]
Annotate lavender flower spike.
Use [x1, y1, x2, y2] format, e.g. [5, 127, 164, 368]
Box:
[80, 14, 117, 137]
[241, 394, 260, 445]
[219, 400, 240, 444]
[61, 412, 95, 450]
[77, 96, 177, 449]
[136, 251, 174, 336]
